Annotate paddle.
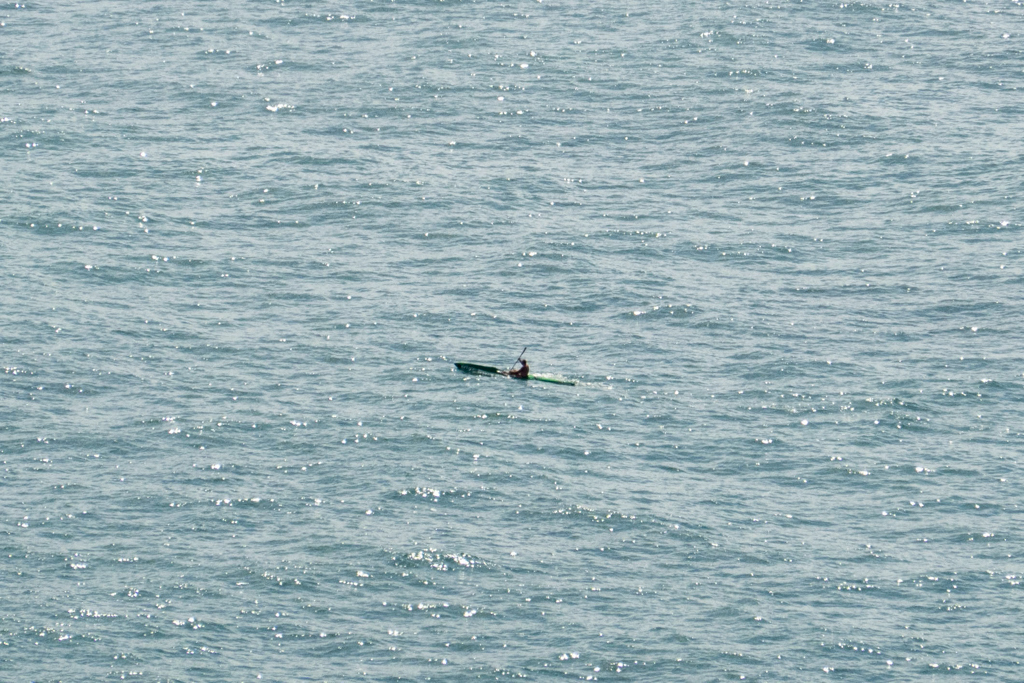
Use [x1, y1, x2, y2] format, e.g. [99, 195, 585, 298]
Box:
[515, 346, 527, 365]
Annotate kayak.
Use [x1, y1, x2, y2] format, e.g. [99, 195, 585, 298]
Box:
[454, 362, 577, 386]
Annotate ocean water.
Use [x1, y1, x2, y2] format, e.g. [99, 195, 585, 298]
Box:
[2, 0, 1024, 679]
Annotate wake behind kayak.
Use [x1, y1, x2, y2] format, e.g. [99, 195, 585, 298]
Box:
[454, 362, 577, 386]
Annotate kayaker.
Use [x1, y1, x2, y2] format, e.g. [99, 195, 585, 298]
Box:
[509, 358, 529, 378]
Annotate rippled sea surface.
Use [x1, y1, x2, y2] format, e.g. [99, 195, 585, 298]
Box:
[3, 0, 1024, 680]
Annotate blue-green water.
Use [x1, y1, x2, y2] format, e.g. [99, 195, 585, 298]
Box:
[3, 1, 1024, 680]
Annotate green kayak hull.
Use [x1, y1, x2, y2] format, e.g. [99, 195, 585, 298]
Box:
[454, 362, 577, 386]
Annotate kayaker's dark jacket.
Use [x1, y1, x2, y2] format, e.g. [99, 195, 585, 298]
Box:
[510, 360, 529, 378]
